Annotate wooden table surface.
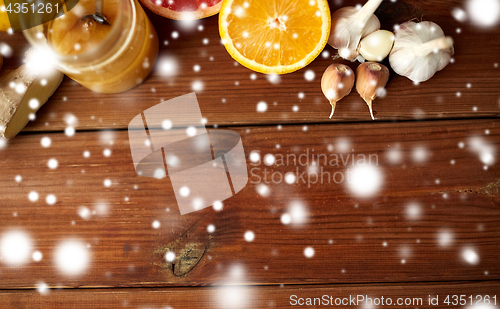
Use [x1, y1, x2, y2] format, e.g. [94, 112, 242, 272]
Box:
[0, 0, 499, 307]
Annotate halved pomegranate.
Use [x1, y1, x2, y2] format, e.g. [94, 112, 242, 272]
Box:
[140, 0, 223, 20]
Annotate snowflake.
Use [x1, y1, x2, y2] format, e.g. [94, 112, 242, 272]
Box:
[256, 101, 268, 112]
[304, 246, 315, 258]
[55, 240, 90, 275]
[244, 231, 255, 242]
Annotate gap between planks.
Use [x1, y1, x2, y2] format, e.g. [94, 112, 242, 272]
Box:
[15, 116, 500, 137]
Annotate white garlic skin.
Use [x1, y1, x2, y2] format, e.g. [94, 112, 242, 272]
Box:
[358, 30, 395, 62]
[328, 0, 382, 61]
[389, 21, 454, 83]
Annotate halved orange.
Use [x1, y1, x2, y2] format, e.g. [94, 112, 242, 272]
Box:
[219, 0, 331, 74]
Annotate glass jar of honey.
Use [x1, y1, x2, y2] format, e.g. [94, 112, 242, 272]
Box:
[23, 0, 158, 93]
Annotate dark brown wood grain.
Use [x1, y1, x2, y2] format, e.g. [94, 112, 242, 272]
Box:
[0, 0, 498, 133]
[0, 120, 498, 288]
[0, 281, 498, 308]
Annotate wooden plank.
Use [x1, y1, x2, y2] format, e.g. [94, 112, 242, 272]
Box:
[0, 281, 499, 308]
[0, 0, 499, 132]
[0, 119, 498, 288]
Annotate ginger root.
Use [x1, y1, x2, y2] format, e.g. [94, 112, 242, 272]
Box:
[0, 64, 63, 139]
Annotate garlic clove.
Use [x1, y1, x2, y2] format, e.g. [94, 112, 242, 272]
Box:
[328, 0, 382, 61]
[358, 30, 395, 62]
[321, 63, 355, 119]
[356, 62, 390, 120]
[389, 21, 454, 83]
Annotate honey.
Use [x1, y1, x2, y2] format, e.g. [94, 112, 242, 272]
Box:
[25, 0, 158, 93]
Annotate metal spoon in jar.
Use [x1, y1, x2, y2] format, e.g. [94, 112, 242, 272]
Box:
[81, 0, 110, 25]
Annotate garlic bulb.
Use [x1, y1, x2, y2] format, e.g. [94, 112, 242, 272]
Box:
[356, 62, 389, 120]
[358, 30, 395, 62]
[389, 21, 454, 83]
[321, 63, 355, 119]
[328, 0, 382, 61]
